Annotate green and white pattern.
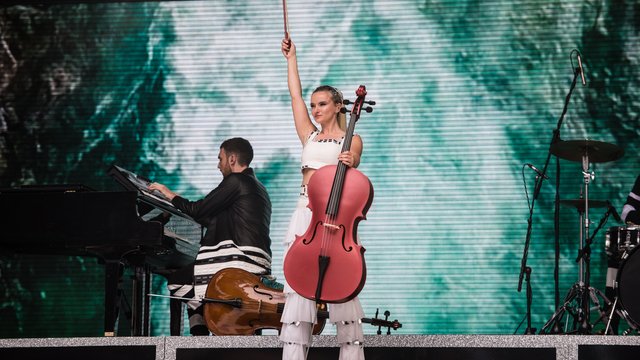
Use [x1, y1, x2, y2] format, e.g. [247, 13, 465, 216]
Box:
[0, 0, 638, 337]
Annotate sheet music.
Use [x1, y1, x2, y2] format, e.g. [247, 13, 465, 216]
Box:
[111, 165, 175, 208]
[142, 190, 175, 208]
[163, 227, 189, 242]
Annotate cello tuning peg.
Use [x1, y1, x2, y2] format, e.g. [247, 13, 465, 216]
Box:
[364, 106, 373, 113]
[343, 99, 376, 106]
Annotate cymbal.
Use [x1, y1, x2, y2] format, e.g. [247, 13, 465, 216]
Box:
[559, 199, 609, 211]
[550, 140, 624, 163]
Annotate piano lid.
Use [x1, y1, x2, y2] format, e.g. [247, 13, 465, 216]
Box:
[0, 183, 96, 193]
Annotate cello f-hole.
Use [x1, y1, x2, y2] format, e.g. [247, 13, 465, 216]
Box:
[303, 221, 323, 245]
[337, 224, 352, 252]
[253, 285, 274, 300]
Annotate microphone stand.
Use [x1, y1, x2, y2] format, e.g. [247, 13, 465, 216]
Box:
[519, 171, 545, 335]
[524, 266, 535, 334]
[518, 57, 581, 334]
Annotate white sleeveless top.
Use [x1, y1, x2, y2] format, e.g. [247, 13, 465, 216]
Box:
[300, 131, 344, 171]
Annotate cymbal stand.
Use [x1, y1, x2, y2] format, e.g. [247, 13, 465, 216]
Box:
[541, 154, 602, 334]
[578, 196, 617, 331]
[579, 153, 593, 333]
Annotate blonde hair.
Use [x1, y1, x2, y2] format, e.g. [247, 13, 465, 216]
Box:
[313, 85, 346, 131]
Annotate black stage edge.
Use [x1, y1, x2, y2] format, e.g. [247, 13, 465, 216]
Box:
[0, 337, 164, 360]
[2, 335, 640, 360]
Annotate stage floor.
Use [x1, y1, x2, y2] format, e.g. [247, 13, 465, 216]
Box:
[2, 334, 640, 360]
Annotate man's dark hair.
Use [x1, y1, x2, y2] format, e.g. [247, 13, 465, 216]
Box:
[220, 137, 254, 166]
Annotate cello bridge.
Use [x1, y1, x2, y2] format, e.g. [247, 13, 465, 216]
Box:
[322, 222, 340, 231]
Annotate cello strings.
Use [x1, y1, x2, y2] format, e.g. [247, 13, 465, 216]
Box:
[315, 101, 359, 299]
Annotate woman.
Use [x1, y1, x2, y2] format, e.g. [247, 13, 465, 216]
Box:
[279, 37, 365, 360]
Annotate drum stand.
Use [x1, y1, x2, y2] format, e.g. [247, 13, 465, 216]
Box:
[541, 154, 608, 334]
[604, 294, 639, 335]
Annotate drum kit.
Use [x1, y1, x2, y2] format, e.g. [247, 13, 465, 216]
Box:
[604, 224, 640, 333]
[537, 139, 640, 335]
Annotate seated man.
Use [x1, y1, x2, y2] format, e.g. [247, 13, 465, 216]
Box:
[150, 137, 272, 335]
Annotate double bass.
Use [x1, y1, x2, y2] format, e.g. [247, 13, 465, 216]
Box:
[283, 85, 374, 303]
[201, 268, 401, 335]
[202, 268, 326, 335]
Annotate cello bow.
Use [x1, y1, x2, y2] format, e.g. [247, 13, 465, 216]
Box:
[282, 0, 290, 39]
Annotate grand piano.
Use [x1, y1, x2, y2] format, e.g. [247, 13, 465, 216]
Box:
[0, 165, 202, 336]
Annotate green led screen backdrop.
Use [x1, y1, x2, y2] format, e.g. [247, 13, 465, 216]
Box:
[1, 0, 639, 337]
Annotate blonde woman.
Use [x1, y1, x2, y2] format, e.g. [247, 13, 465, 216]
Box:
[279, 37, 365, 360]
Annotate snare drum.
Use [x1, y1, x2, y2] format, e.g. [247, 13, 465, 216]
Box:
[615, 245, 640, 328]
[605, 225, 640, 260]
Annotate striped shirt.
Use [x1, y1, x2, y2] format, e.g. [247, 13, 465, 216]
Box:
[622, 175, 640, 224]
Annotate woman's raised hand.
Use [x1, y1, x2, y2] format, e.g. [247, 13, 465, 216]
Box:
[281, 38, 296, 59]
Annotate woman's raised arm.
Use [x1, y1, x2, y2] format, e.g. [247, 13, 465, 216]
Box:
[282, 38, 315, 143]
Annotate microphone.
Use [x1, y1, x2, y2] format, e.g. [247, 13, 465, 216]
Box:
[577, 54, 586, 86]
[607, 201, 622, 222]
[526, 163, 548, 179]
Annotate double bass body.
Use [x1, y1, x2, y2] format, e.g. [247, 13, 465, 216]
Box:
[203, 268, 326, 335]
